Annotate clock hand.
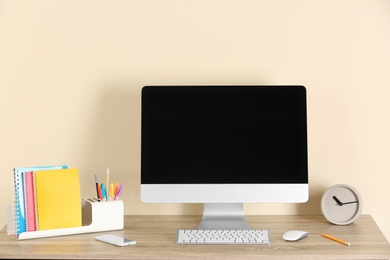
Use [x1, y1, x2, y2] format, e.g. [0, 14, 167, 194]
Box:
[333, 196, 358, 206]
[342, 201, 358, 205]
[332, 196, 343, 206]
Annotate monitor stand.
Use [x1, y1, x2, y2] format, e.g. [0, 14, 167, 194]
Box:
[197, 203, 251, 230]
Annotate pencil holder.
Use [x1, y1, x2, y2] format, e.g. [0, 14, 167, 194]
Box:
[82, 198, 124, 228]
[7, 198, 124, 240]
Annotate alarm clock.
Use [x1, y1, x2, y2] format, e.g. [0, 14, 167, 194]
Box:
[321, 184, 363, 225]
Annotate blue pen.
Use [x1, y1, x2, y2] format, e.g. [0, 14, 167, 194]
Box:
[101, 184, 107, 201]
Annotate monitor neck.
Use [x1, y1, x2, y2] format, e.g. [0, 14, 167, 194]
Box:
[198, 203, 251, 230]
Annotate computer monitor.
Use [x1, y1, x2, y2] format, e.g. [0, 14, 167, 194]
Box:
[141, 86, 308, 230]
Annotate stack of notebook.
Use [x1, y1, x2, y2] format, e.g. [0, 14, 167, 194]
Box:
[12, 165, 82, 237]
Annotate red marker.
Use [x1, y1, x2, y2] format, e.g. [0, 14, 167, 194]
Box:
[98, 183, 103, 201]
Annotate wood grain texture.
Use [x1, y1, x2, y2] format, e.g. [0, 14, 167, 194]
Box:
[1, 215, 389, 259]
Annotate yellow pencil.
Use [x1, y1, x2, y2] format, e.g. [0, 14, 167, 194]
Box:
[321, 233, 350, 246]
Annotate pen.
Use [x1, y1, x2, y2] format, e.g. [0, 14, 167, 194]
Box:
[321, 233, 350, 246]
[98, 184, 103, 201]
[95, 175, 99, 199]
[114, 181, 119, 198]
[115, 184, 123, 200]
[110, 183, 114, 200]
[101, 183, 107, 201]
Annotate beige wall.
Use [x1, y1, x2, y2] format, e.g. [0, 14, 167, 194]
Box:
[1, 0, 389, 241]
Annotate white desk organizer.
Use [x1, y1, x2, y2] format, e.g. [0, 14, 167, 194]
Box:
[7, 198, 124, 240]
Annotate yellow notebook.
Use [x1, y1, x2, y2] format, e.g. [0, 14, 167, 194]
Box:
[34, 168, 81, 230]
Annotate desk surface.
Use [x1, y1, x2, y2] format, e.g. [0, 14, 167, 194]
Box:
[1, 215, 390, 259]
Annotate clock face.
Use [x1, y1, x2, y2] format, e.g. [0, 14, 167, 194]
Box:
[321, 184, 363, 225]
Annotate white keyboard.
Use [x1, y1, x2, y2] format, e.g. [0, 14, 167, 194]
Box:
[176, 229, 270, 245]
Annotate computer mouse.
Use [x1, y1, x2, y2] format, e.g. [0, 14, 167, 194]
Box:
[282, 230, 309, 241]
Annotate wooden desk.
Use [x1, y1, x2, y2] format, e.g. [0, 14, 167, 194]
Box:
[1, 215, 389, 259]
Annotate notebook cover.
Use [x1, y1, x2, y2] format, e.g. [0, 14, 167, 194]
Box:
[24, 171, 36, 232]
[35, 168, 82, 230]
[12, 170, 26, 235]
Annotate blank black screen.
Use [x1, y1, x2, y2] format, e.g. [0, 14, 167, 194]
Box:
[141, 86, 308, 184]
